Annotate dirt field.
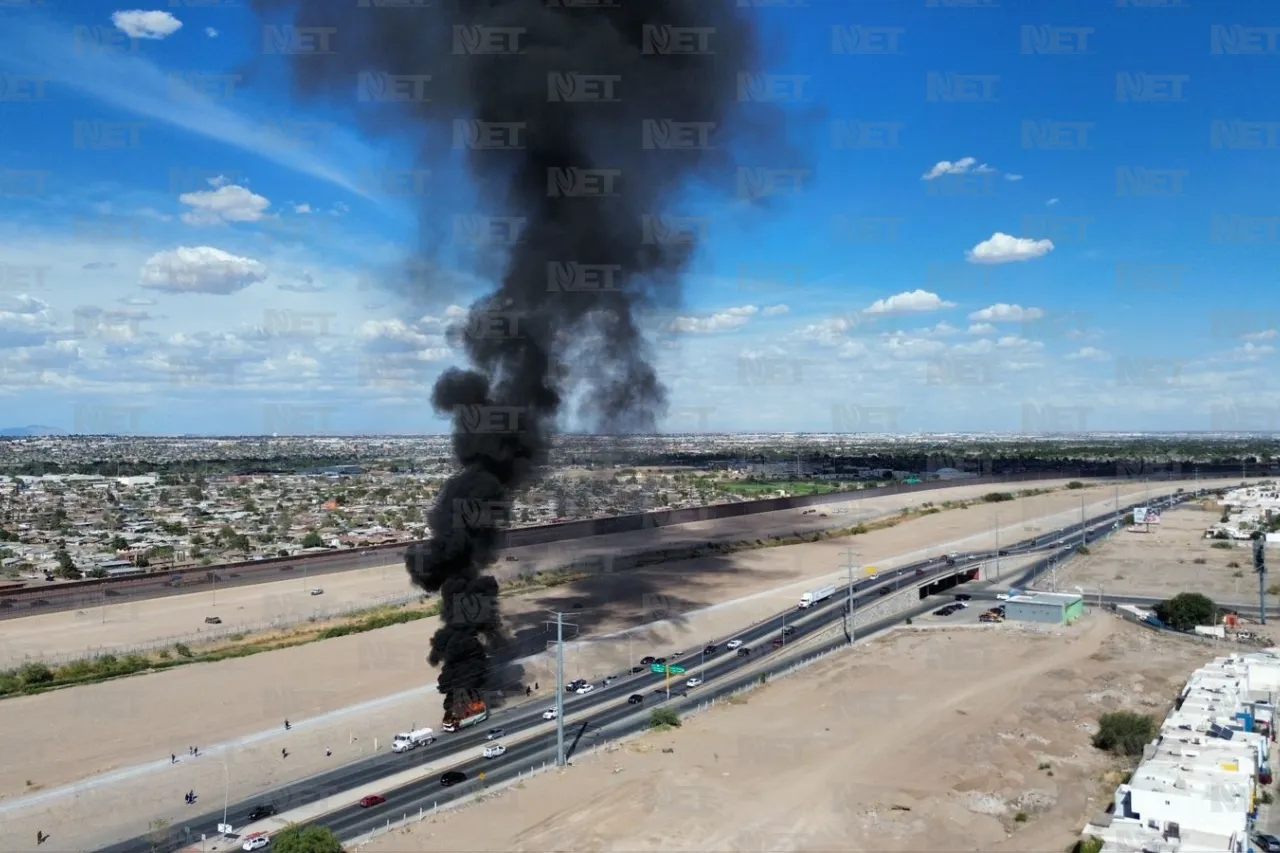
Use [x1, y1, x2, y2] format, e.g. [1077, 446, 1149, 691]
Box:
[363, 616, 1219, 853]
[5, 478, 1247, 665]
[1057, 501, 1265, 606]
[0, 478, 1243, 852]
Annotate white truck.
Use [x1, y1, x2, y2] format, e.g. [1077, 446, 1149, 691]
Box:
[798, 585, 837, 609]
[391, 727, 435, 753]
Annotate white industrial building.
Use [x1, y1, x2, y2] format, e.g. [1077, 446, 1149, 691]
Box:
[1081, 650, 1279, 852]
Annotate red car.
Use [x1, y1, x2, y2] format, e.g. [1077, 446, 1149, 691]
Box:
[358, 795, 386, 808]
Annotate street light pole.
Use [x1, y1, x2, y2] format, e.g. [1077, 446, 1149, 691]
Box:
[994, 510, 1001, 582]
[556, 612, 566, 766]
[843, 547, 857, 643]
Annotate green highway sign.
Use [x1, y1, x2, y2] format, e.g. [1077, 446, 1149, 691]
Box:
[650, 664, 687, 675]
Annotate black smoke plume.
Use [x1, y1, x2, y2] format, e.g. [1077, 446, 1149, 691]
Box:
[250, 0, 795, 717]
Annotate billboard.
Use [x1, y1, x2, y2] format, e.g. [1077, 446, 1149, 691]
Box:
[1133, 507, 1149, 524]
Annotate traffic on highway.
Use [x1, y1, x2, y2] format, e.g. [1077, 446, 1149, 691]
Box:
[96, 489, 1194, 853]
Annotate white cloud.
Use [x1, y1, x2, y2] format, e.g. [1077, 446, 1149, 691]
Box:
[139, 246, 267, 295]
[965, 233, 1054, 265]
[111, 11, 183, 40]
[864, 289, 956, 315]
[881, 332, 946, 360]
[761, 304, 790, 318]
[1233, 342, 1276, 360]
[294, 203, 312, 215]
[921, 157, 995, 181]
[179, 184, 271, 226]
[1067, 347, 1109, 361]
[926, 321, 958, 336]
[968, 303, 1045, 323]
[1046, 198, 1059, 205]
[967, 323, 997, 336]
[1005, 174, 1023, 182]
[205, 27, 218, 38]
[0, 294, 59, 349]
[1243, 329, 1277, 342]
[669, 305, 758, 334]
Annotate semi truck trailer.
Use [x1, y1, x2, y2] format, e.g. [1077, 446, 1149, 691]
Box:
[798, 585, 837, 609]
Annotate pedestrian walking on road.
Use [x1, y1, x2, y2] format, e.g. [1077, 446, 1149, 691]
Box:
[36, 830, 47, 845]
[325, 748, 331, 757]
[193, 746, 199, 757]
[171, 753, 176, 764]
[534, 682, 539, 691]
[284, 719, 290, 731]
[281, 748, 288, 759]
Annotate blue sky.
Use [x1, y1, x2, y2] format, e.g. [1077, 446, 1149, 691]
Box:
[0, 1, 1277, 436]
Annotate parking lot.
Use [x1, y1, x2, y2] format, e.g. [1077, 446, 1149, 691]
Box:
[917, 593, 1005, 626]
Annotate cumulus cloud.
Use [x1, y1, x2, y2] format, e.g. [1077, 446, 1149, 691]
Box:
[968, 303, 1045, 323]
[864, 289, 956, 315]
[111, 10, 183, 40]
[761, 304, 790, 318]
[966, 233, 1054, 264]
[139, 246, 267, 295]
[180, 183, 271, 225]
[669, 305, 758, 334]
[921, 157, 995, 181]
[276, 273, 324, 293]
[881, 332, 946, 360]
[967, 323, 997, 336]
[205, 27, 218, 38]
[1243, 329, 1277, 342]
[293, 203, 312, 214]
[1234, 342, 1276, 360]
[1067, 347, 1109, 361]
[0, 294, 58, 349]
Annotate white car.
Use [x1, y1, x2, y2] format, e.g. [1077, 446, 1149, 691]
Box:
[242, 837, 269, 852]
[575, 683, 595, 695]
[541, 708, 558, 720]
[482, 743, 506, 759]
[995, 593, 1010, 601]
[685, 677, 702, 688]
[310, 588, 323, 596]
[726, 639, 743, 649]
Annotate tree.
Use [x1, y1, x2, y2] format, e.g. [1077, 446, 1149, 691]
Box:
[301, 530, 324, 549]
[54, 548, 81, 580]
[270, 825, 344, 853]
[1092, 711, 1157, 757]
[1154, 592, 1218, 631]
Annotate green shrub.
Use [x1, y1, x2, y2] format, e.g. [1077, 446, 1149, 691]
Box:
[174, 643, 193, 658]
[983, 492, 1015, 503]
[1092, 711, 1157, 756]
[19, 662, 53, 685]
[1014, 811, 1028, 823]
[650, 707, 681, 730]
[1074, 837, 1104, 853]
[1065, 481, 1086, 490]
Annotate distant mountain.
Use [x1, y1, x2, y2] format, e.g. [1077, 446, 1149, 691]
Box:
[0, 425, 67, 437]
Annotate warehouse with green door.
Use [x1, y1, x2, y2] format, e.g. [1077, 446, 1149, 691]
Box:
[1004, 591, 1085, 625]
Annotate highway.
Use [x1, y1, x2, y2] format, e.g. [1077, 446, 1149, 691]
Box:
[3, 471, 1199, 618]
[93, 489, 1183, 853]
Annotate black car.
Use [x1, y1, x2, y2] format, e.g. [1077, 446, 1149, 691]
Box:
[932, 607, 949, 616]
[246, 804, 277, 822]
[878, 587, 890, 596]
[703, 644, 717, 655]
[627, 694, 644, 705]
[736, 647, 751, 656]
[630, 666, 645, 674]
[781, 626, 796, 636]
[1256, 834, 1280, 853]
[640, 656, 656, 665]
[440, 770, 467, 787]
[655, 657, 667, 664]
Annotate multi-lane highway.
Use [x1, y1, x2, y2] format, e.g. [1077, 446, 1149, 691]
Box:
[96, 490, 1186, 853]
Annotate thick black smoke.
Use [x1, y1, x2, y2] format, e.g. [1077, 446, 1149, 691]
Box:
[252, 0, 794, 716]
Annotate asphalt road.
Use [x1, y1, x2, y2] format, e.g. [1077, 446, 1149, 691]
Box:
[94, 491, 1177, 853]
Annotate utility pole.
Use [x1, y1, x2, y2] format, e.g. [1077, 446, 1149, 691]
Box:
[994, 510, 1001, 582]
[841, 548, 857, 642]
[1080, 494, 1086, 549]
[542, 609, 577, 769]
[556, 612, 566, 766]
[1255, 537, 1268, 627]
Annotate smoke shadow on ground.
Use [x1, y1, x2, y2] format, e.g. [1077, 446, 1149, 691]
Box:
[481, 548, 797, 709]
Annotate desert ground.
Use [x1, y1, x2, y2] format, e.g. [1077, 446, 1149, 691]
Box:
[362, 616, 1219, 853]
[0, 478, 1243, 851]
[1057, 500, 1268, 606]
[6, 477, 1246, 665]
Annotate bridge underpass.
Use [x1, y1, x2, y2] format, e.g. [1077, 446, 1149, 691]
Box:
[913, 566, 982, 600]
